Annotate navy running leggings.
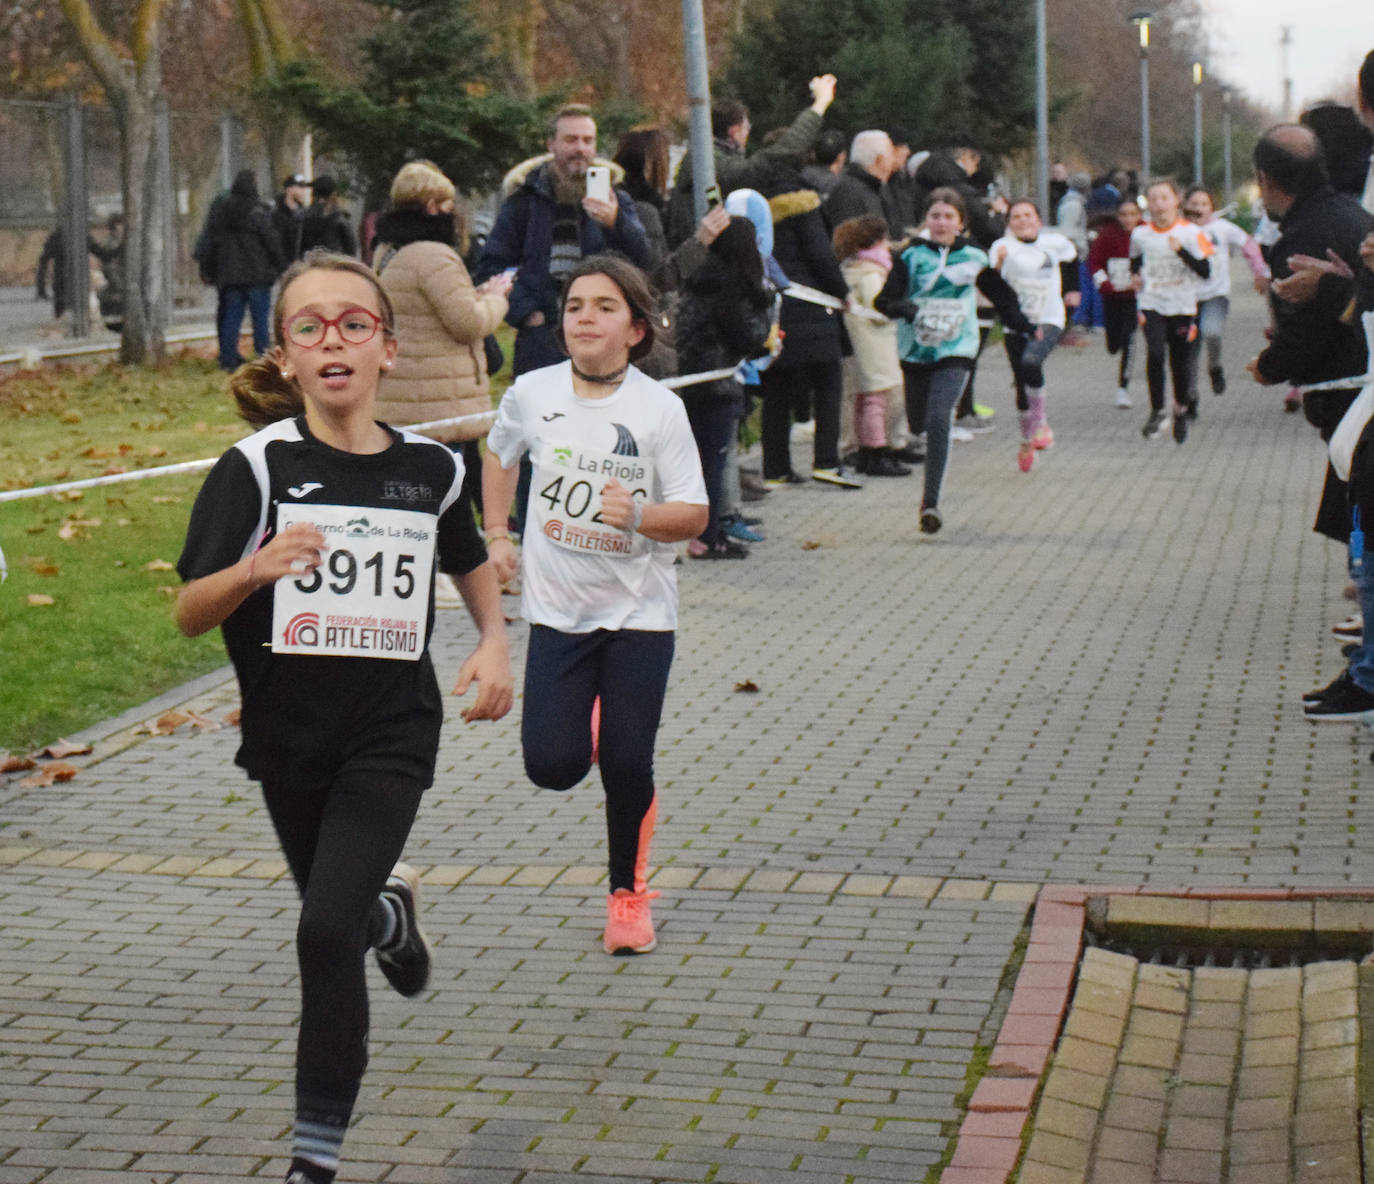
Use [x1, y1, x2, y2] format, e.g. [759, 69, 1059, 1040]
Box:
[261, 769, 425, 1130]
[522, 625, 674, 890]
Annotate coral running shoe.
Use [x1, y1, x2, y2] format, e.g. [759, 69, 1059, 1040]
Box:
[604, 888, 659, 955]
[1031, 426, 1054, 450]
[1018, 442, 1034, 473]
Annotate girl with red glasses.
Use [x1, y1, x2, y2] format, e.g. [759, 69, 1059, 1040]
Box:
[175, 250, 513, 1184]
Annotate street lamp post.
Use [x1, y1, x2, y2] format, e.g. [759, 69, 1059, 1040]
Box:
[1130, 11, 1153, 178]
[1034, 0, 1050, 218]
[1192, 61, 1204, 186]
[1221, 86, 1234, 207]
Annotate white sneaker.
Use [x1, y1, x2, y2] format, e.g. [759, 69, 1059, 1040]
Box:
[949, 425, 975, 443]
[1115, 387, 1132, 409]
[790, 419, 816, 442]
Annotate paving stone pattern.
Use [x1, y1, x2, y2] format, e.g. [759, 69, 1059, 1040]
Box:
[2, 288, 1372, 1180]
[1018, 948, 1362, 1183]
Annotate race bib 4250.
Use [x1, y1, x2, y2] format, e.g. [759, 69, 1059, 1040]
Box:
[270, 503, 436, 660]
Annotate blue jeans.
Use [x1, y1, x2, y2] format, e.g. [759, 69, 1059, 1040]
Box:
[1074, 261, 1105, 328]
[902, 361, 970, 510]
[684, 395, 741, 546]
[219, 284, 272, 370]
[1351, 545, 1374, 693]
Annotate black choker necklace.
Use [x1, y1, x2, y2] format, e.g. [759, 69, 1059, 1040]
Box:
[571, 361, 628, 385]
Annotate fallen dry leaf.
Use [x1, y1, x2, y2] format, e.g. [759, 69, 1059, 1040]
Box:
[101, 465, 128, 476]
[142, 559, 175, 572]
[25, 558, 59, 577]
[2, 753, 37, 774]
[18, 761, 78, 788]
[55, 489, 83, 501]
[734, 679, 760, 693]
[800, 540, 822, 551]
[24, 525, 46, 535]
[146, 445, 167, 457]
[186, 712, 222, 732]
[151, 495, 181, 505]
[35, 739, 91, 759]
[27, 593, 55, 607]
[224, 708, 241, 727]
[137, 711, 189, 735]
[156, 585, 178, 597]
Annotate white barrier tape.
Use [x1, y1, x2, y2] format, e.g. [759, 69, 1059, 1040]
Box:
[0, 457, 218, 504]
[1296, 374, 1374, 395]
[0, 365, 757, 504]
[784, 282, 888, 323]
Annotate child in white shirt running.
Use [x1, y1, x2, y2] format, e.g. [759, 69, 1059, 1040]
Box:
[1130, 179, 1213, 443]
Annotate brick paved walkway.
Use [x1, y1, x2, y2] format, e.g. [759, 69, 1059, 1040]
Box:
[2, 287, 1371, 1182]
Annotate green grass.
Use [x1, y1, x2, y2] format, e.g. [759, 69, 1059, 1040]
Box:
[1, 329, 518, 756]
[1, 353, 245, 753]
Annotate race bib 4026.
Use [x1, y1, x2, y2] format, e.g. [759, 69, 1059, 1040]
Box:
[530, 441, 654, 559]
[270, 503, 436, 660]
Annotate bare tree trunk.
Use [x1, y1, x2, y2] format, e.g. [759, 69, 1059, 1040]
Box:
[59, 0, 170, 366]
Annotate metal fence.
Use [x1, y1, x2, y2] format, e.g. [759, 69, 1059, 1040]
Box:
[0, 97, 280, 347]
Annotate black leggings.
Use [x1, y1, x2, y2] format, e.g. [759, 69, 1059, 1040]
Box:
[1103, 298, 1137, 388]
[1140, 310, 1196, 413]
[261, 768, 426, 1126]
[522, 625, 674, 890]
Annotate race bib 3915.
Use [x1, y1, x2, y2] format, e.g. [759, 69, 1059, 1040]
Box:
[270, 503, 436, 660]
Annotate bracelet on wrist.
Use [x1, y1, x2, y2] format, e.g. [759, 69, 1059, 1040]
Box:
[483, 528, 511, 542]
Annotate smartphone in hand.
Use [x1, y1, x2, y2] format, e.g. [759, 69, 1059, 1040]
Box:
[585, 165, 611, 204]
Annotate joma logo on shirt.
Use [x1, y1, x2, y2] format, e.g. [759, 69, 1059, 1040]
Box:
[381, 480, 433, 502]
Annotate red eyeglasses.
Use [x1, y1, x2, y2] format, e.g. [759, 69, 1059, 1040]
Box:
[284, 308, 385, 348]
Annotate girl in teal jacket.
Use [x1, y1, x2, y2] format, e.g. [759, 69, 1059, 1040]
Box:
[876, 187, 1034, 534]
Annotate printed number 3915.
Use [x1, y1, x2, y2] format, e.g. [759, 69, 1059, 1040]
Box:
[294, 549, 416, 598]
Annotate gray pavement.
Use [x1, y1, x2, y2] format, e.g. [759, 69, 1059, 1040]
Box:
[2, 286, 1371, 1182]
[0, 285, 217, 362]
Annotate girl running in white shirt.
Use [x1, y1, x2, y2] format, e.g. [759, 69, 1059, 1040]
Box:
[482, 255, 708, 956]
[991, 200, 1079, 472]
[1182, 185, 1269, 396]
[1130, 179, 1213, 443]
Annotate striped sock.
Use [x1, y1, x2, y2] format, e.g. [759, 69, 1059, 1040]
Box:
[291, 1113, 346, 1181]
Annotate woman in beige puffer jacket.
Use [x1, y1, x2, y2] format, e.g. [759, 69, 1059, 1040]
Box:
[373, 161, 513, 443]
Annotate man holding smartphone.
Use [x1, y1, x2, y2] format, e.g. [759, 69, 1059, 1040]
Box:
[477, 104, 652, 533]
[478, 104, 651, 379]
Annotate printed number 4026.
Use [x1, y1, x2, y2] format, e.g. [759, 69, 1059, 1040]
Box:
[537, 474, 646, 521]
[294, 549, 417, 598]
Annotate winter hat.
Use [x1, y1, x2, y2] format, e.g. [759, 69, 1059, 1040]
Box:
[725, 188, 773, 259]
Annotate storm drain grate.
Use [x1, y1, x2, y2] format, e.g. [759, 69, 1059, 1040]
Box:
[1085, 930, 1371, 970]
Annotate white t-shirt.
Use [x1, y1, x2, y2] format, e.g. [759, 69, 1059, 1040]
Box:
[487, 361, 708, 633]
[990, 230, 1078, 329]
[1194, 217, 1251, 302]
[1130, 219, 1214, 316]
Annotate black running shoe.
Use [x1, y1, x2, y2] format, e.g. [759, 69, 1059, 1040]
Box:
[1303, 679, 1374, 722]
[1303, 669, 1351, 705]
[919, 506, 943, 535]
[1210, 367, 1226, 395]
[1143, 410, 1168, 440]
[375, 863, 431, 997]
[1172, 414, 1188, 444]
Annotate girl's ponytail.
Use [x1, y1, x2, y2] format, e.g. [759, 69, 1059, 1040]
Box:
[229, 355, 304, 428]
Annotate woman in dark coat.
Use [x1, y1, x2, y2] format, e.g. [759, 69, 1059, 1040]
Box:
[757, 166, 858, 488]
[210, 170, 286, 370]
[674, 216, 774, 556]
